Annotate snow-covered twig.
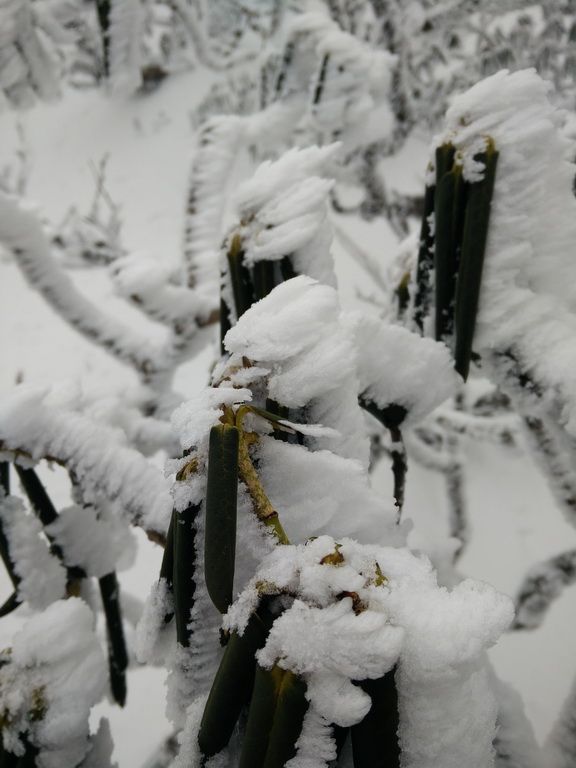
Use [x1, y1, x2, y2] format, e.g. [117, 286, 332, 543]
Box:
[512, 549, 576, 631]
[520, 414, 576, 531]
[0, 191, 173, 383]
[0, 387, 172, 536]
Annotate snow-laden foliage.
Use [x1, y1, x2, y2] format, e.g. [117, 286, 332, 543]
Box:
[233, 144, 339, 283]
[0, 386, 172, 534]
[3, 33, 576, 767]
[0, 599, 106, 768]
[0, 189, 216, 404]
[0, 0, 60, 109]
[224, 275, 370, 465]
[347, 313, 459, 427]
[133, 141, 520, 768]
[182, 9, 397, 286]
[427, 70, 576, 424]
[0, 192, 170, 381]
[226, 536, 512, 765]
[47, 503, 137, 578]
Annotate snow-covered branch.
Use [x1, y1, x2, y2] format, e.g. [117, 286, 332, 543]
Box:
[512, 549, 576, 631]
[0, 386, 172, 535]
[0, 191, 173, 383]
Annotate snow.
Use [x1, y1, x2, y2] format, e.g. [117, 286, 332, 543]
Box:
[347, 312, 460, 425]
[0, 0, 59, 110]
[0, 190, 173, 381]
[171, 386, 251, 454]
[0, 491, 67, 609]
[0, 385, 173, 534]
[234, 144, 339, 285]
[285, 709, 336, 768]
[223, 535, 512, 767]
[47, 503, 137, 578]
[255, 437, 402, 544]
[81, 718, 118, 768]
[283, 10, 396, 149]
[434, 69, 576, 438]
[108, 0, 147, 96]
[0, 598, 106, 768]
[224, 274, 369, 466]
[135, 576, 174, 666]
[492, 675, 543, 768]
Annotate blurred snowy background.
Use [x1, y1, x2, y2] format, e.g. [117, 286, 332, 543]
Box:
[2, 1, 576, 765]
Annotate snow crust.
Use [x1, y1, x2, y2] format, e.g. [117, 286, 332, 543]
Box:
[47, 503, 137, 577]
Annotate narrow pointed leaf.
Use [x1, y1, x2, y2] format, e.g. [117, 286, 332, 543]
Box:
[220, 296, 232, 355]
[99, 572, 128, 707]
[14, 465, 85, 582]
[413, 182, 436, 331]
[434, 144, 464, 342]
[198, 608, 273, 758]
[253, 261, 276, 301]
[173, 502, 199, 647]
[262, 670, 308, 768]
[454, 145, 498, 380]
[351, 670, 400, 768]
[279, 256, 296, 281]
[158, 510, 175, 625]
[205, 424, 239, 614]
[239, 665, 284, 768]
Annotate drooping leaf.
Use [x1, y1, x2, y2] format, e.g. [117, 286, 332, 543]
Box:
[205, 424, 239, 614]
[198, 608, 273, 758]
[454, 144, 498, 379]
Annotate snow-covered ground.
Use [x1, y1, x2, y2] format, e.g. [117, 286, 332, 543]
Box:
[1, 69, 576, 766]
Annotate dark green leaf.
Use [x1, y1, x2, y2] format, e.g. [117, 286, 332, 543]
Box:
[205, 424, 239, 614]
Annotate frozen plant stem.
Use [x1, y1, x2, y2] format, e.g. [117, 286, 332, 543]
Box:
[234, 406, 290, 545]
